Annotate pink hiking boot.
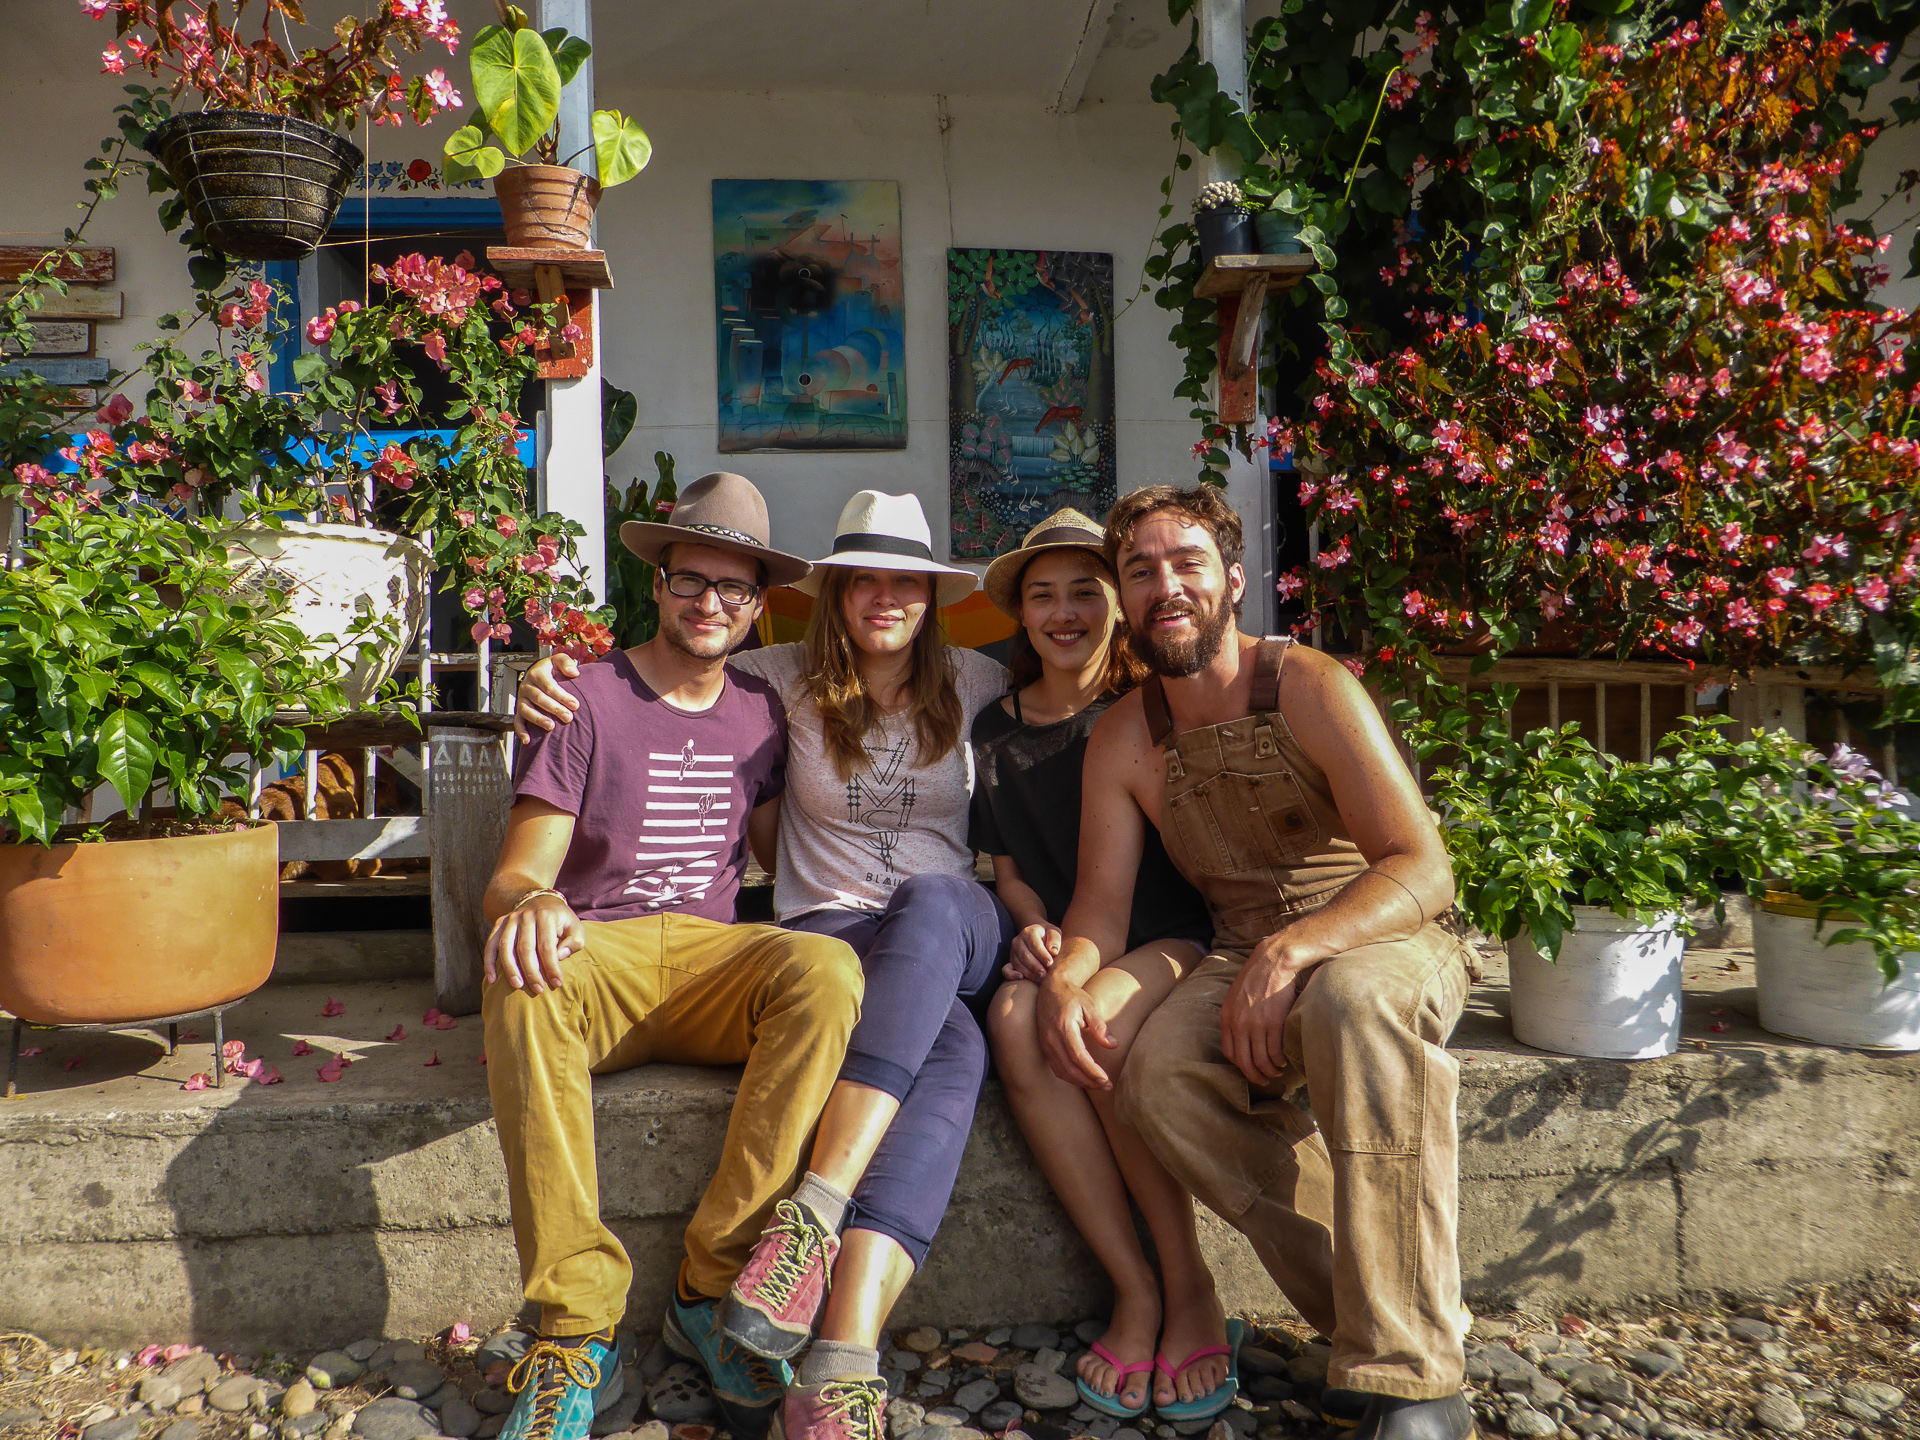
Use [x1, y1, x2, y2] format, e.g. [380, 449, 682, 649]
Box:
[772, 1378, 887, 1440]
[720, 1198, 841, 1360]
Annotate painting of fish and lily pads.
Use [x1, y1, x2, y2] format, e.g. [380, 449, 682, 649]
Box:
[713, 179, 907, 453]
[948, 248, 1116, 560]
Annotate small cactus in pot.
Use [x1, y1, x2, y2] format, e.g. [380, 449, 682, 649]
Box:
[1191, 180, 1258, 263]
[1192, 180, 1248, 215]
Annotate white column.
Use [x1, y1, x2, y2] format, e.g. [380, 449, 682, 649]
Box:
[1197, 0, 1273, 634]
[538, 0, 605, 603]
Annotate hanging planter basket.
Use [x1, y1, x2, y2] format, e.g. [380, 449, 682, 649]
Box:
[145, 110, 363, 262]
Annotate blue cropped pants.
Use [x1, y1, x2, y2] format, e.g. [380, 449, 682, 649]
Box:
[786, 872, 1011, 1267]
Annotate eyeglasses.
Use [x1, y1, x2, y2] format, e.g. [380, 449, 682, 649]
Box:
[664, 570, 761, 607]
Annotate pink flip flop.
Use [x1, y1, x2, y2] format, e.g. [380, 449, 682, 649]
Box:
[1154, 1317, 1244, 1421]
[1075, 1341, 1155, 1419]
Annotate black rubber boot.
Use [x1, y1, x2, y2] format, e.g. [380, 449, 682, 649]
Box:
[1351, 1391, 1476, 1440]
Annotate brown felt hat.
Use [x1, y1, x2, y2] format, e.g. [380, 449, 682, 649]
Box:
[618, 471, 812, 588]
[981, 507, 1111, 617]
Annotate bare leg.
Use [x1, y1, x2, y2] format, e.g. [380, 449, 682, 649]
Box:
[814, 1228, 915, 1349]
[806, 1079, 900, 1196]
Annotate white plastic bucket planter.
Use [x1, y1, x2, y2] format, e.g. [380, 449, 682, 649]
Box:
[222, 521, 430, 709]
[1508, 905, 1684, 1059]
[1753, 895, 1920, 1052]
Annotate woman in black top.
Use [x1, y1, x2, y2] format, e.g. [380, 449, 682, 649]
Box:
[973, 511, 1233, 1422]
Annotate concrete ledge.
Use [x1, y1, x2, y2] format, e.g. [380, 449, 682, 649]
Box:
[3, 951, 1916, 1350]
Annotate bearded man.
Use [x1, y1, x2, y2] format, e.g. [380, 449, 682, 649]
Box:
[1038, 484, 1480, 1440]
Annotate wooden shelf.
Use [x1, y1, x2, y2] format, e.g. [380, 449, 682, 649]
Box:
[1193, 252, 1315, 300]
[271, 709, 515, 751]
[484, 247, 613, 291]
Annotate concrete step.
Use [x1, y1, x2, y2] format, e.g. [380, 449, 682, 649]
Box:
[3, 951, 1915, 1351]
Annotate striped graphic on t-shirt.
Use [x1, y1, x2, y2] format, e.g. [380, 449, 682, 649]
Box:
[625, 738, 735, 908]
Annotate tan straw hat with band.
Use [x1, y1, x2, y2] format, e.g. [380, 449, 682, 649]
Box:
[982, 507, 1110, 617]
[793, 489, 979, 607]
[618, 470, 812, 588]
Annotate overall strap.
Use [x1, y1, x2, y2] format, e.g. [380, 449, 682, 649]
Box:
[1012, 686, 1025, 724]
[1142, 673, 1174, 747]
[1249, 636, 1290, 715]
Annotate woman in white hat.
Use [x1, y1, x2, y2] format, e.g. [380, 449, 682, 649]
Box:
[517, 489, 1012, 1440]
[971, 511, 1232, 1424]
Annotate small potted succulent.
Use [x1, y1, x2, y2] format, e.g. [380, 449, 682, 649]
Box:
[1191, 179, 1258, 264]
[442, 8, 652, 248]
[83, 0, 465, 262]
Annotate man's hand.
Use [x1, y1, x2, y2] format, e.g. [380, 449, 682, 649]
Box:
[1037, 976, 1117, 1091]
[1220, 934, 1306, 1084]
[513, 653, 583, 740]
[1004, 922, 1062, 982]
[484, 893, 585, 995]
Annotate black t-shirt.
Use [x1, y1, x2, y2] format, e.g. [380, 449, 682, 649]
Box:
[970, 690, 1211, 953]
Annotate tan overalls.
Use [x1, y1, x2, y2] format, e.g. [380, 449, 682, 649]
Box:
[1114, 638, 1475, 1400]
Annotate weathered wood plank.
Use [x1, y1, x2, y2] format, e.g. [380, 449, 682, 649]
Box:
[1193, 252, 1316, 300]
[428, 727, 512, 1016]
[1, 322, 91, 357]
[0, 247, 115, 283]
[1214, 291, 1259, 424]
[0, 286, 124, 320]
[1432, 656, 1882, 692]
[1, 357, 110, 385]
[275, 815, 429, 862]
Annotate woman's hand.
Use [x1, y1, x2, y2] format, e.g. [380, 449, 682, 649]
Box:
[1036, 975, 1116, 1090]
[1003, 922, 1062, 982]
[483, 893, 585, 995]
[513, 652, 584, 740]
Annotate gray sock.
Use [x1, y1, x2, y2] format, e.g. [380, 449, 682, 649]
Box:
[791, 1171, 852, 1234]
[799, 1340, 880, 1386]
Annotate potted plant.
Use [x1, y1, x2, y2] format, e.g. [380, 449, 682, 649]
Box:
[1413, 699, 1753, 1059]
[1686, 727, 1920, 1051]
[441, 9, 652, 248]
[1191, 180, 1257, 265]
[0, 493, 345, 1025]
[82, 0, 465, 261]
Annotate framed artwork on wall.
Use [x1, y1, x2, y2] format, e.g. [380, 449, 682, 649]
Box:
[947, 248, 1116, 561]
[712, 179, 907, 453]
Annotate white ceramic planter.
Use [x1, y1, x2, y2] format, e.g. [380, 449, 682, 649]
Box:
[223, 521, 429, 709]
[1508, 905, 1685, 1059]
[1753, 896, 1920, 1052]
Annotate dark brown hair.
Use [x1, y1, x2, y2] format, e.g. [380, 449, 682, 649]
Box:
[1004, 548, 1148, 695]
[1103, 484, 1246, 575]
[802, 567, 964, 780]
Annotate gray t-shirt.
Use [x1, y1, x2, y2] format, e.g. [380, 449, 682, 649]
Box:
[729, 643, 1008, 920]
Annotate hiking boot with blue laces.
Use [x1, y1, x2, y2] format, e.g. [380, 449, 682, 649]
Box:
[665, 1290, 792, 1438]
[499, 1330, 623, 1440]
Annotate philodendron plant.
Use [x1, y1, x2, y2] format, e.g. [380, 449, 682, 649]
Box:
[442, 6, 650, 185]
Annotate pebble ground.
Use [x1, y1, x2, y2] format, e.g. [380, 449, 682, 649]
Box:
[1, 1282, 1913, 1440]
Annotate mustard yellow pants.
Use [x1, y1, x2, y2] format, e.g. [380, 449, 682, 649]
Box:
[482, 912, 863, 1335]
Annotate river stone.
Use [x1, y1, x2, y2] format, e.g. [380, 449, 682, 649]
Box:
[1529, 1379, 1565, 1408]
[1838, 1399, 1882, 1425]
[344, 1343, 383, 1364]
[308, 1356, 367, 1391]
[1032, 1350, 1067, 1377]
[141, 1379, 186, 1410]
[1012, 1326, 1062, 1353]
[628, 1425, 669, 1440]
[1075, 1322, 1108, 1347]
[211, 1380, 264, 1414]
[926, 1408, 970, 1426]
[588, 1394, 641, 1437]
[281, 1385, 319, 1420]
[889, 1403, 928, 1438]
[1622, 1352, 1682, 1380]
[84, 1420, 143, 1440]
[902, 1329, 943, 1355]
[984, 1331, 1012, 1349]
[981, 1402, 1025, 1431]
[164, 1424, 203, 1440]
[1286, 1354, 1329, 1387]
[888, 1352, 924, 1374]
[645, 1365, 716, 1426]
[1752, 1397, 1804, 1434]
[477, 1335, 529, 1372]
[0, 1411, 43, 1431]
[370, 1344, 430, 1374]
[1840, 1385, 1906, 1416]
[473, 1424, 501, 1440]
[1727, 1321, 1778, 1346]
[438, 1401, 481, 1440]
[953, 1381, 1001, 1414]
[1510, 1410, 1559, 1438]
[1568, 1368, 1633, 1406]
[390, 1366, 448, 1402]
[1481, 1350, 1541, 1384]
[285, 1418, 330, 1440]
[1648, 1341, 1687, 1364]
[472, 1392, 510, 1417]
[353, 1399, 440, 1440]
[1014, 1365, 1078, 1410]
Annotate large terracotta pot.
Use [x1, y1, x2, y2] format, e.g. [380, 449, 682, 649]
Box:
[494, 164, 601, 248]
[0, 825, 279, 1025]
[222, 520, 430, 709]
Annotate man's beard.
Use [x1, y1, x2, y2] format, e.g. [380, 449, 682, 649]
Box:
[659, 611, 742, 661]
[1128, 595, 1233, 678]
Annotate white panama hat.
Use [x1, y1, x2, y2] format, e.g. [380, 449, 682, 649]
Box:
[793, 490, 980, 607]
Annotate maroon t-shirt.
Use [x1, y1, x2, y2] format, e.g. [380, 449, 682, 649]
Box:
[512, 649, 787, 923]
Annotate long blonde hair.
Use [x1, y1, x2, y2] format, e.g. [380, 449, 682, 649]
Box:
[803, 567, 964, 780]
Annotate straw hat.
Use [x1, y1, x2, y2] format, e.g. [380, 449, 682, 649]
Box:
[793, 490, 979, 607]
[981, 507, 1110, 617]
[618, 471, 812, 587]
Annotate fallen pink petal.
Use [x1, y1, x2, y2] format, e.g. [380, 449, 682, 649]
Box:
[429, 1013, 459, 1030]
[180, 1031, 200, 1041]
[477, 1054, 488, 1065]
[63, 1056, 85, 1071]
[317, 1055, 347, 1083]
[20, 1046, 44, 1058]
[222, 1039, 246, 1059]
[387, 1023, 408, 1042]
[321, 997, 346, 1017]
[163, 1345, 194, 1363]
[135, 1345, 163, 1367]
[255, 1065, 284, 1086]
[291, 1039, 313, 1057]
[448, 1322, 471, 1345]
[181, 1074, 210, 1091]
[422, 1050, 442, 1067]
[422, 1007, 443, 1025]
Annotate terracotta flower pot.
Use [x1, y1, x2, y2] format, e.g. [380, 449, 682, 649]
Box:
[494, 165, 601, 249]
[0, 825, 279, 1025]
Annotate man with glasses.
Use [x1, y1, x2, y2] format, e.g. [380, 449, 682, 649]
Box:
[480, 472, 864, 1440]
